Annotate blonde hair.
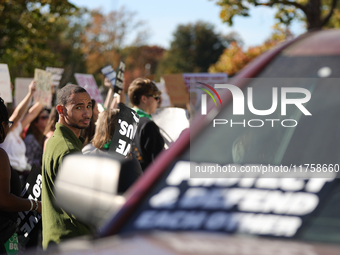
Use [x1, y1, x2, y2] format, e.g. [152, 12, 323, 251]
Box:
[92, 108, 120, 149]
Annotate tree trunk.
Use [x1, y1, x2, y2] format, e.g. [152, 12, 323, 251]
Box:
[305, 0, 323, 30]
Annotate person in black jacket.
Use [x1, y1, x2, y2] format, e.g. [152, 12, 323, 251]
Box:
[128, 78, 164, 171]
[0, 97, 41, 253]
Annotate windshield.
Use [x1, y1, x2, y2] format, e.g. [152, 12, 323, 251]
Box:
[188, 57, 340, 168]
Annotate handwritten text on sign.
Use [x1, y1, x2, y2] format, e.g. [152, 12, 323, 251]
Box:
[34, 69, 52, 107]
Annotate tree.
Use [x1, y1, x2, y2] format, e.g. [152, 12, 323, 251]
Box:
[209, 26, 291, 75]
[212, 0, 340, 30]
[81, 7, 150, 77]
[121, 45, 165, 86]
[156, 21, 230, 75]
[0, 0, 80, 79]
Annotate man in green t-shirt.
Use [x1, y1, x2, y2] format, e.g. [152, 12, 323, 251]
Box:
[41, 84, 92, 249]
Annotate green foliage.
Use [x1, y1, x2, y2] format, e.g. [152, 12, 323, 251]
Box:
[0, 0, 87, 86]
[212, 0, 339, 30]
[156, 21, 229, 75]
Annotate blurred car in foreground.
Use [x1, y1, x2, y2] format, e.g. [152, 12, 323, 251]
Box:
[43, 29, 340, 255]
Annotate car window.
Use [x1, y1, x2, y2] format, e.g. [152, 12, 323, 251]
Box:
[188, 77, 340, 167]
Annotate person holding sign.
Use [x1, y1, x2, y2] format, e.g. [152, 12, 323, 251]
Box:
[0, 97, 41, 254]
[128, 78, 164, 171]
[103, 77, 126, 109]
[82, 108, 143, 193]
[41, 84, 92, 249]
[0, 81, 44, 177]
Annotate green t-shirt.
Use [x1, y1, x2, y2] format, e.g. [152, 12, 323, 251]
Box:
[133, 108, 152, 120]
[41, 123, 91, 249]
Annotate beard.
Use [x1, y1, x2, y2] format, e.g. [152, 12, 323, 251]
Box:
[65, 115, 90, 130]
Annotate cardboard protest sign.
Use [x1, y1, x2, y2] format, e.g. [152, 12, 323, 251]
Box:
[46, 67, 64, 87]
[34, 69, 52, 107]
[114, 61, 125, 95]
[101, 65, 116, 88]
[17, 165, 42, 240]
[162, 74, 189, 105]
[74, 73, 104, 104]
[0, 64, 13, 103]
[14, 78, 33, 107]
[109, 103, 139, 157]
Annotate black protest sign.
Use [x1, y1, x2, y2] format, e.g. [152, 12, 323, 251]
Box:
[114, 61, 125, 95]
[17, 164, 42, 239]
[120, 161, 337, 239]
[109, 103, 139, 157]
[101, 65, 116, 88]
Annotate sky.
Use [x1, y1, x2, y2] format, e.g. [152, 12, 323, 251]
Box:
[69, 0, 306, 49]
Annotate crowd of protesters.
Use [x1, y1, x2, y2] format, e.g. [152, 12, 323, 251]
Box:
[0, 77, 165, 254]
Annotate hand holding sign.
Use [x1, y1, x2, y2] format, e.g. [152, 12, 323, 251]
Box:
[28, 80, 36, 95]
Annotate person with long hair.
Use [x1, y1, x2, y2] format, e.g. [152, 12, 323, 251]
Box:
[0, 97, 41, 253]
[43, 107, 59, 152]
[82, 108, 143, 193]
[24, 109, 49, 170]
[0, 81, 44, 174]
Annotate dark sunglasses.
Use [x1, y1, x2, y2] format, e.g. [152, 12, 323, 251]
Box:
[40, 116, 49, 120]
[146, 94, 160, 101]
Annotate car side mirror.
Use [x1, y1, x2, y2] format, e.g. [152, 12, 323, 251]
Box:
[54, 153, 127, 227]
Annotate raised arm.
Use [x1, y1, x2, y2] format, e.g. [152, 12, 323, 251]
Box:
[20, 102, 44, 130]
[110, 92, 126, 109]
[103, 78, 114, 109]
[9, 81, 36, 131]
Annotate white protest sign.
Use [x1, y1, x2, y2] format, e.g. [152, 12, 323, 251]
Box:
[74, 73, 103, 104]
[14, 78, 33, 106]
[46, 67, 64, 86]
[34, 69, 52, 107]
[152, 107, 189, 147]
[155, 82, 171, 107]
[0, 64, 13, 103]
